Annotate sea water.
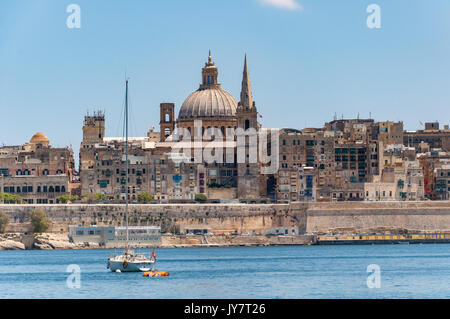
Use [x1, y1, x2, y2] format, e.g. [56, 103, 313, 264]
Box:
[1, 244, 449, 298]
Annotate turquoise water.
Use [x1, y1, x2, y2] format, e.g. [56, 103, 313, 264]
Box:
[1, 244, 450, 298]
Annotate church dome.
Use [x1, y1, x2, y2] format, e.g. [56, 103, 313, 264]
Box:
[30, 132, 50, 145]
[178, 88, 237, 120]
[177, 51, 237, 121]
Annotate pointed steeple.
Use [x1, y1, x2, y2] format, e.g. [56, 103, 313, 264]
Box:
[240, 54, 253, 108]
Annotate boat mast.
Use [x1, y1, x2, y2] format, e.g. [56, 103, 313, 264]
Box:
[125, 79, 129, 253]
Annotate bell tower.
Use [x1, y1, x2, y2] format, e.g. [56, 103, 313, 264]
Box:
[160, 103, 175, 141]
[236, 55, 260, 200]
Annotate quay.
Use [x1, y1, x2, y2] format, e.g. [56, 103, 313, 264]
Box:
[316, 233, 450, 245]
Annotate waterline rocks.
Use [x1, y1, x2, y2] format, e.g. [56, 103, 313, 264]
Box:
[0, 239, 25, 250]
[33, 233, 75, 250]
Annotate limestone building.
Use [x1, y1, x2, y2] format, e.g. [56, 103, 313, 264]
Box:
[79, 52, 262, 202]
[0, 133, 75, 203]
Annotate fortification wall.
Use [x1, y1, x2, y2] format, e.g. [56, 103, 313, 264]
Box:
[305, 201, 450, 233]
[1, 201, 450, 234]
[0, 204, 294, 234]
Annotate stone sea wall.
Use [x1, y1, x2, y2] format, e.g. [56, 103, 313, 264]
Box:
[305, 201, 450, 233]
[1, 201, 450, 235]
[0, 203, 295, 234]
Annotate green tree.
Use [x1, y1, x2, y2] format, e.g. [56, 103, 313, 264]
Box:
[194, 193, 207, 203]
[137, 193, 154, 203]
[0, 193, 22, 204]
[81, 193, 106, 203]
[29, 209, 51, 233]
[57, 194, 78, 204]
[0, 210, 9, 233]
[95, 193, 107, 202]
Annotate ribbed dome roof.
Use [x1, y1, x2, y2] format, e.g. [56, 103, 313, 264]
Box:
[30, 132, 50, 145]
[178, 87, 237, 120]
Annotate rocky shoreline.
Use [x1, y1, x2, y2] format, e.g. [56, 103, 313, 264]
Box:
[0, 233, 101, 250]
[0, 233, 315, 250]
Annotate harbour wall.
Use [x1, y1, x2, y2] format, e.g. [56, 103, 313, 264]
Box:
[1, 201, 450, 234]
[304, 201, 450, 233]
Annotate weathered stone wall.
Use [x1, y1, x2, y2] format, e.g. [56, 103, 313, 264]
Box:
[0, 204, 292, 234]
[1, 201, 450, 235]
[305, 201, 450, 233]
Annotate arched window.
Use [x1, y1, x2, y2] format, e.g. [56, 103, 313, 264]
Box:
[56, 170, 62, 175]
[43, 169, 49, 176]
[48, 186, 54, 193]
[165, 113, 170, 122]
[245, 119, 250, 130]
[16, 170, 22, 176]
[24, 169, 30, 175]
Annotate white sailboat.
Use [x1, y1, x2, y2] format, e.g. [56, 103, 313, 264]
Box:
[106, 79, 156, 272]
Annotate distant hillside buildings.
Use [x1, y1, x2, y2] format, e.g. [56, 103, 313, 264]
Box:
[0, 133, 75, 203]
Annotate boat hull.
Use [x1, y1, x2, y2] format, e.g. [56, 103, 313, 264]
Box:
[108, 260, 155, 272]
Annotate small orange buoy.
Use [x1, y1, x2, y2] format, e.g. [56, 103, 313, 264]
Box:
[143, 270, 170, 277]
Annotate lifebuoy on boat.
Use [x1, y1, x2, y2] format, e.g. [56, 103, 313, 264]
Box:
[123, 259, 128, 269]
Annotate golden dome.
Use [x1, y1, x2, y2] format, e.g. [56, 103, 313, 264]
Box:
[30, 132, 50, 145]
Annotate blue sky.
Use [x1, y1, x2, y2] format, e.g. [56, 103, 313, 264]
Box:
[1, 0, 450, 165]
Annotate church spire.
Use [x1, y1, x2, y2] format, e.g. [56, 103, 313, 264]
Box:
[240, 54, 253, 108]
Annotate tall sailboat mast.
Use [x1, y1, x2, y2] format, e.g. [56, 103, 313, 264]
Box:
[107, 79, 156, 273]
[125, 79, 129, 253]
